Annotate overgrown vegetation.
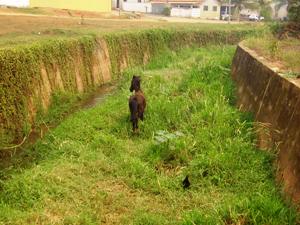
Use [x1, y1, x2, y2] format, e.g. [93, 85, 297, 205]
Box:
[0, 36, 99, 147]
[244, 31, 300, 77]
[0, 23, 261, 48]
[103, 28, 258, 76]
[162, 7, 171, 16]
[0, 46, 298, 224]
[0, 27, 262, 148]
[242, 0, 300, 77]
[288, 0, 300, 22]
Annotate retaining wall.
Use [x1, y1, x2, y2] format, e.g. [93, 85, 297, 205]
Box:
[0, 28, 257, 147]
[232, 43, 300, 202]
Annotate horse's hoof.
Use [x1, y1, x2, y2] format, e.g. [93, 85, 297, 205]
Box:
[133, 129, 139, 134]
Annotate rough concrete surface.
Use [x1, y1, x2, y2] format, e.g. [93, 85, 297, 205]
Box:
[232, 43, 300, 202]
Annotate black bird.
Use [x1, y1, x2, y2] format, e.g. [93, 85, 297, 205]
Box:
[202, 169, 208, 178]
[182, 175, 190, 189]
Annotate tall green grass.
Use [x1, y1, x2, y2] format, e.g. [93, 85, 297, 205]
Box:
[0, 27, 263, 148]
[0, 46, 298, 224]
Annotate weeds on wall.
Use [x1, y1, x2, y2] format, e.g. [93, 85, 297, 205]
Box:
[0, 36, 97, 148]
[0, 27, 262, 148]
[103, 28, 260, 77]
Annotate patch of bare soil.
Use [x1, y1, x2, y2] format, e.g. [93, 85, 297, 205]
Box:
[249, 46, 300, 85]
[248, 48, 284, 72]
[0, 7, 132, 19]
[277, 22, 300, 39]
[0, 15, 80, 35]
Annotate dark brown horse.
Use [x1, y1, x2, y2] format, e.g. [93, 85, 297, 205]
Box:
[129, 75, 146, 132]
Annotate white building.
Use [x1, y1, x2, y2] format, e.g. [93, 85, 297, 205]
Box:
[112, 0, 152, 13]
[114, 0, 221, 19]
[153, 0, 221, 19]
[0, 0, 29, 7]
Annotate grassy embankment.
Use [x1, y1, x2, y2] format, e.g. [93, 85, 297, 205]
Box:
[0, 45, 298, 224]
[0, 21, 261, 48]
[244, 34, 300, 78]
[0, 26, 261, 148]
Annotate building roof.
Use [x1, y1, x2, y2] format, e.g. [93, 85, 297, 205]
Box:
[150, 0, 205, 4]
[150, 0, 221, 5]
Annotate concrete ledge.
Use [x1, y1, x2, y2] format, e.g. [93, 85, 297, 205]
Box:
[232, 43, 300, 202]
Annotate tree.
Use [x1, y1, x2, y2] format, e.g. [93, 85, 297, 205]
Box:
[273, 0, 288, 19]
[231, 0, 295, 21]
[231, 0, 258, 21]
[288, 0, 300, 22]
[258, 0, 273, 20]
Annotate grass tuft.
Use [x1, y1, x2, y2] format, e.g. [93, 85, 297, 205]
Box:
[0, 45, 298, 224]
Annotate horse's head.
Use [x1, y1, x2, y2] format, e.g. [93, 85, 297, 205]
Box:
[130, 75, 141, 92]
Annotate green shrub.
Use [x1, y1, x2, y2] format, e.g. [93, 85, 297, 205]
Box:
[260, 6, 272, 21]
[162, 7, 171, 16]
[288, 0, 300, 22]
[269, 22, 284, 35]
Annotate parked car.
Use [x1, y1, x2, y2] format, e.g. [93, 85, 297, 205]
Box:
[248, 14, 264, 21]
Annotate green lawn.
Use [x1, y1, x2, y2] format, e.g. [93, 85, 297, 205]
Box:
[0, 45, 297, 224]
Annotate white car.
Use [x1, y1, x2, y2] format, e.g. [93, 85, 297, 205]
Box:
[249, 14, 264, 21]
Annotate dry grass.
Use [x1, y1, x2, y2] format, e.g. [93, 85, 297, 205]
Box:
[0, 14, 169, 36]
[244, 35, 300, 77]
[0, 10, 260, 48]
[0, 6, 131, 18]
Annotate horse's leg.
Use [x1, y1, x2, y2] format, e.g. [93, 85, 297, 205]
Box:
[129, 97, 139, 132]
[138, 104, 144, 121]
[140, 112, 144, 121]
[135, 119, 139, 132]
[132, 117, 139, 132]
[131, 119, 138, 133]
[141, 98, 146, 121]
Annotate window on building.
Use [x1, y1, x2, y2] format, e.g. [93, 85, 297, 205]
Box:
[213, 6, 217, 11]
[204, 5, 208, 11]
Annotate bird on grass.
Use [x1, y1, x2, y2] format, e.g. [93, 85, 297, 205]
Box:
[202, 169, 208, 177]
[182, 175, 190, 189]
